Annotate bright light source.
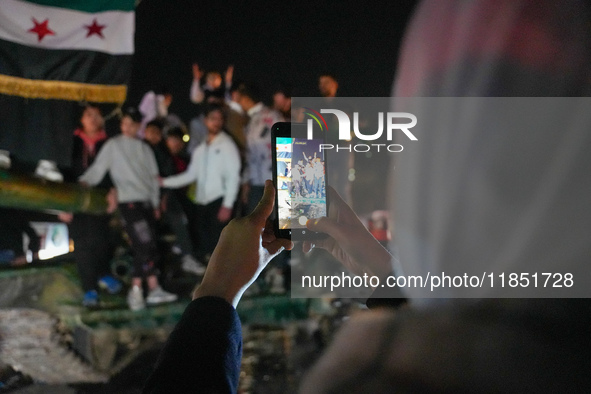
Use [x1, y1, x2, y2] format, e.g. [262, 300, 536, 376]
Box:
[31, 222, 70, 260]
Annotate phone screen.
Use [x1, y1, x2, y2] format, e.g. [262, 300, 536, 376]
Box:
[276, 137, 327, 231]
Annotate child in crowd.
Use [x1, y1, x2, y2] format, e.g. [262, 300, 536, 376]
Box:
[79, 108, 177, 311]
[159, 126, 205, 275]
[144, 119, 174, 178]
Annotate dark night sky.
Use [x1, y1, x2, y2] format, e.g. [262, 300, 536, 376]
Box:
[129, 0, 418, 123]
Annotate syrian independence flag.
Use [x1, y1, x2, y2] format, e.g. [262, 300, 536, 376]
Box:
[0, 0, 135, 167]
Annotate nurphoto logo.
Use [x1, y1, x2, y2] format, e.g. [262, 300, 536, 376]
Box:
[304, 108, 418, 153]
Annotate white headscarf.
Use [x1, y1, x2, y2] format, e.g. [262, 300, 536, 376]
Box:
[390, 0, 591, 299]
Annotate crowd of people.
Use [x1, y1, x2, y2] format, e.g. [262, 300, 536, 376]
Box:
[48, 68, 340, 310]
[291, 152, 325, 199]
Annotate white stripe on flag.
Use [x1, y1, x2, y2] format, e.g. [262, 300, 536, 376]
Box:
[0, 0, 134, 55]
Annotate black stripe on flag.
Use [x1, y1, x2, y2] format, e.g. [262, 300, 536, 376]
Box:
[0, 37, 132, 85]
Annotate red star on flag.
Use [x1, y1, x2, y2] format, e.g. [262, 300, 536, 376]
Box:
[84, 18, 106, 38]
[28, 18, 55, 42]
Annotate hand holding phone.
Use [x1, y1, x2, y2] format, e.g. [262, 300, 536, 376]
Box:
[271, 122, 328, 240]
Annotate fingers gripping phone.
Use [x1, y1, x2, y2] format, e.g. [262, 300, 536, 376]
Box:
[272, 122, 328, 240]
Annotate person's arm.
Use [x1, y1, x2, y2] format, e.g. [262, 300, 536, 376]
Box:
[190, 64, 204, 104]
[139, 91, 157, 120]
[218, 140, 241, 222]
[143, 296, 242, 394]
[161, 148, 199, 189]
[196, 180, 293, 306]
[144, 145, 161, 209]
[190, 79, 204, 104]
[221, 140, 241, 209]
[78, 140, 112, 186]
[144, 181, 292, 393]
[224, 65, 234, 103]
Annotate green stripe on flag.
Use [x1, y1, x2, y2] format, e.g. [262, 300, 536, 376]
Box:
[20, 0, 135, 13]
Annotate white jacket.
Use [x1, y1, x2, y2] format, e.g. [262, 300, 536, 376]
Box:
[162, 132, 240, 208]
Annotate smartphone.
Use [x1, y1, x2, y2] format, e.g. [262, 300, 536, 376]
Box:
[272, 122, 328, 240]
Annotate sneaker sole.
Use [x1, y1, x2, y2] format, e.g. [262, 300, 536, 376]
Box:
[181, 262, 206, 275]
[146, 297, 178, 305]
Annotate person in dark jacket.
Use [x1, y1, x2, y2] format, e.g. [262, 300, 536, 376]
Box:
[61, 105, 120, 307]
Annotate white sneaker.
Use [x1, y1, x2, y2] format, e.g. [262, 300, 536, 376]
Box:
[181, 255, 206, 276]
[146, 286, 178, 305]
[35, 160, 63, 182]
[127, 285, 145, 311]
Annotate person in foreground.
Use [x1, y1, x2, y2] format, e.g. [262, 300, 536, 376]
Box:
[142, 179, 401, 393]
[144, 182, 591, 394]
[143, 180, 293, 393]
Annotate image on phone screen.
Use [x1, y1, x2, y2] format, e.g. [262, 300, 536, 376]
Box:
[276, 137, 327, 231]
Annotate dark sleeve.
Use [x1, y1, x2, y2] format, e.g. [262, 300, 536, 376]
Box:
[143, 296, 242, 394]
[22, 223, 40, 253]
[67, 136, 113, 189]
[62, 136, 84, 182]
[160, 143, 175, 178]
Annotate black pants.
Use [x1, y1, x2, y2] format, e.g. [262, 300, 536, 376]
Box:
[162, 190, 194, 257]
[192, 198, 227, 260]
[70, 213, 113, 292]
[118, 202, 159, 278]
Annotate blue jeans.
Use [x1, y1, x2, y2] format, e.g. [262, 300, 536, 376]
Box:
[0, 249, 15, 263]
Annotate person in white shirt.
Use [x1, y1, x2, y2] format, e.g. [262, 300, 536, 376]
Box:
[161, 104, 241, 262]
[236, 82, 283, 214]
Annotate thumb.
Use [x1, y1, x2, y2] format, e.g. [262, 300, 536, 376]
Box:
[264, 238, 294, 255]
[249, 180, 275, 226]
